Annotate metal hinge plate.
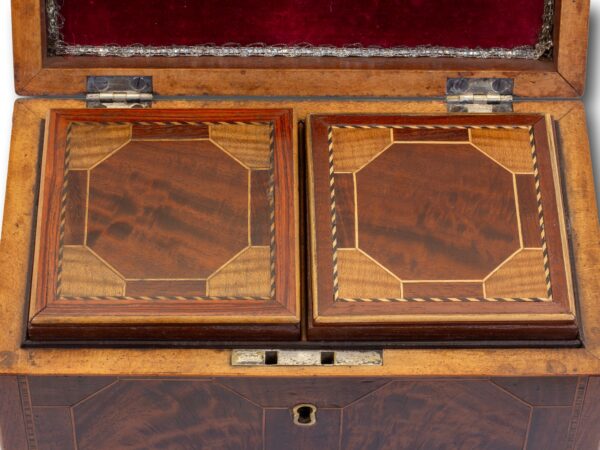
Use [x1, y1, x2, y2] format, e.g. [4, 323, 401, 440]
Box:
[446, 78, 514, 113]
[86, 76, 153, 108]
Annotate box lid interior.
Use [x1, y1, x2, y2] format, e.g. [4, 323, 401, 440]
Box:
[12, 0, 589, 98]
[49, 0, 551, 59]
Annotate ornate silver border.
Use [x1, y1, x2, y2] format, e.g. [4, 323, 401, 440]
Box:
[46, 0, 554, 59]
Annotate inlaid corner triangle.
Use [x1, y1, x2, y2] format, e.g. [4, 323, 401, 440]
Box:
[68, 123, 132, 169]
[337, 249, 401, 299]
[484, 249, 549, 299]
[332, 128, 392, 172]
[210, 123, 271, 169]
[470, 128, 533, 173]
[207, 246, 271, 297]
[59, 246, 125, 297]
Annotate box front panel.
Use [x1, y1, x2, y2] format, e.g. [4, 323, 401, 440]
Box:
[3, 375, 598, 449]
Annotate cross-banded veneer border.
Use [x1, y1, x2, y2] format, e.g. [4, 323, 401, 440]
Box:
[55, 120, 277, 301]
[327, 123, 553, 303]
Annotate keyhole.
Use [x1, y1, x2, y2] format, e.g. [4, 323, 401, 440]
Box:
[293, 404, 317, 426]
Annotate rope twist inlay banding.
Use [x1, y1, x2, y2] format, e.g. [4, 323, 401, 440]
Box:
[56, 120, 276, 301]
[328, 124, 553, 303]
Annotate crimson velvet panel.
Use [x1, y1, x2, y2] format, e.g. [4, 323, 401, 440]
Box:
[55, 0, 546, 50]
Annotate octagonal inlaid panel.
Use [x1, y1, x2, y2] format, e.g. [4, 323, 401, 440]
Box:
[55, 120, 276, 299]
[341, 380, 531, 449]
[328, 124, 552, 302]
[87, 140, 248, 279]
[308, 114, 577, 340]
[14, 376, 594, 449]
[357, 143, 519, 280]
[29, 109, 301, 342]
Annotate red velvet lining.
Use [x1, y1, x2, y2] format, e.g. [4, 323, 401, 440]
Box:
[57, 0, 545, 50]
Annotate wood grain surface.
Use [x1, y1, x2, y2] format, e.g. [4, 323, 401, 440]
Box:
[470, 127, 534, 173]
[3, 376, 596, 450]
[332, 173, 355, 248]
[265, 408, 341, 450]
[331, 127, 392, 172]
[393, 127, 470, 142]
[341, 380, 531, 449]
[68, 123, 131, 170]
[516, 174, 544, 247]
[0, 377, 29, 450]
[355, 142, 519, 280]
[336, 249, 402, 299]
[308, 113, 577, 341]
[403, 282, 484, 298]
[206, 246, 272, 297]
[87, 139, 249, 279]
[33, 407, 76, 450]
[59, 246, 125, 297]
[485, 249, 549, 299]
[574, 377, 600, 449]
[211, 123, 272, 168]
[27, 108, 299, 341]
[125, 280, 207, 297]
[250, 169, 271, 246]
[63, 170, 87, 245]
[0, 98, 598, 376]
[73, 380, 263, 450]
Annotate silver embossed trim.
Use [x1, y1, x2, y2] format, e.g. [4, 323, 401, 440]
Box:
[46, 0, 554, 59]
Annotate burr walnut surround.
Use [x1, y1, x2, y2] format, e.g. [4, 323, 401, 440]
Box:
[308, 114, 577, 341]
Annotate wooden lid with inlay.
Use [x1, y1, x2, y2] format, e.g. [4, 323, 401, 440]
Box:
[307, 113, 577, 341]
[27, 108, 300, 341]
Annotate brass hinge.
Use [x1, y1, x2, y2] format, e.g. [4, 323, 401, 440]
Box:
[446, 78, 514, 113]
[86, 76, 153, 108]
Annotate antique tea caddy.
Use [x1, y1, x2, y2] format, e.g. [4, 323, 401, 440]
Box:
[1, 0, 599, 448]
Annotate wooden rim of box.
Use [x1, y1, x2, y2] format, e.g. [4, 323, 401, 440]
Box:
[1, 98, 598, 376]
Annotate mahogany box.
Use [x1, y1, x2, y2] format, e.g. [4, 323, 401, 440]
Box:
[1, 0, 599, 448]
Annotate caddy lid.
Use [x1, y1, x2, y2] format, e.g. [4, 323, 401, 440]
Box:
[12, 0, 589, 99]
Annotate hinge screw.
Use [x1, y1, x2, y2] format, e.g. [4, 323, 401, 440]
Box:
[447, 78, 469, 94]
[492, 79, 512, 94]
[130, 77, 148, 92]
[92, 77, 110, 92]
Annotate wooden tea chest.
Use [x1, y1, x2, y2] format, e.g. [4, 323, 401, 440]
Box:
[1, 0, 600, 448]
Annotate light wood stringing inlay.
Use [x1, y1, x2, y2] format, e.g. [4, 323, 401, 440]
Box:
[330, 127, 392, 172]
[329, 124, 551, 302]
[470, 128, 534, 173]
[59, 246, 125, 297]
[210, 123, 272, 169]
[484, 249, 549, 299]
[336, 249, 402, 299]
[207, 246, 272, 297]
[58, 121, 275, 301]
[68, 123, 131, 170]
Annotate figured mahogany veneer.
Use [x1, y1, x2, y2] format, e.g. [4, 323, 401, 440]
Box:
[28, 109, 299, 341]
[308, 114, 577, 341]
[3, 375, 599, 449]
